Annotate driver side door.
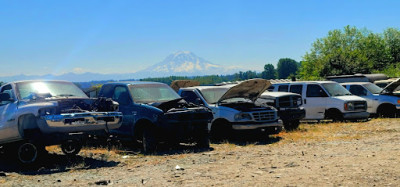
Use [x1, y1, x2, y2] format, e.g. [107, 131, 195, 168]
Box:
[0, 84, 20, 142]
[303, 84, 328, 120]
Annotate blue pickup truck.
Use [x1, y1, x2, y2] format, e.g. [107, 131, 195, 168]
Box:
[98, 81, 213, 153]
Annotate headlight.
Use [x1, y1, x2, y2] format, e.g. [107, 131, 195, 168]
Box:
[38, 107, 57, 116]
[344, 102, 354, 111]
[397, 100, 400, 104]
[234, 113, 252, 121]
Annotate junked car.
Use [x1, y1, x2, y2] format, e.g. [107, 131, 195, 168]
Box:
[256, 91, 305, 131]
[342, 79, 400, 117]
[178, 79, 283, 140]
[270, 81, 369, 121]
[98, 81, 213, 153]
[0, 80, 122, 164]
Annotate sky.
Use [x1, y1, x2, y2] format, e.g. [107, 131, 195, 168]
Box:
[0, 0, 399, 76]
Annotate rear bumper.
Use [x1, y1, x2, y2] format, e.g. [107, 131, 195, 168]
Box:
[232, 120, 283, 130]
[342, 111, 370, 119]
[39, 112, 123, 133]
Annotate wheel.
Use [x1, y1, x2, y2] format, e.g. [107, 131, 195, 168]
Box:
[61, 140, 82, 156]
[210, 120, 231, 142]
[142, 127, 157, 154]
[283, 120, 300, 131]
[196, 130, 210, 149]
[377, 104, 396, 118]
[17, 142, 39, 164]
[325, 109, 344, 122]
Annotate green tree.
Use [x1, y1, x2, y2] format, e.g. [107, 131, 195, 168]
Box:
[384, 28, 400, 63]
[299, 25, 393, 80]
[261, 64, 276, 79]
[277, 58, 298, 79]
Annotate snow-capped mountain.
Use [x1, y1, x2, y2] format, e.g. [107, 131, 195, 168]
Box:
[0, 51, 243, 82]
[135, 51, 233, 77]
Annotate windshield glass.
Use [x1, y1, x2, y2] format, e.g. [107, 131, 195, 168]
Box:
[128, 84, 180, 103]
[16, 81, 88, 99]
[321, 83, 352, 96]
[364, 83, 383, 94]
[198, 87, 229, 104]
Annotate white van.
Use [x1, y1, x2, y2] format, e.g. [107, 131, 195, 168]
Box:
[270, 81, 369, 121]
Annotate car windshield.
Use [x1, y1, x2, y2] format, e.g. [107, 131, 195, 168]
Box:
[321, 83, 352, 96]
[128, 84, 180, 103]
[364, 83, 383, 94]
[198, 87, 229, 104]
[16, 81, 88, 99]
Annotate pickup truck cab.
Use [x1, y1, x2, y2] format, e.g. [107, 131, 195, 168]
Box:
[270, 81, 369, 121]
[0, 80, 122, 164]
[178, 79, 283, 139]
[98, 82, 213, 153]
[341, 79, 400, 117]
[256, 91, 305, 131]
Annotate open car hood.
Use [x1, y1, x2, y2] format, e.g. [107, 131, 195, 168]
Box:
[218, 79, 271, 103]
[381, 78, 400, 94]
[170, 80, 200, 92]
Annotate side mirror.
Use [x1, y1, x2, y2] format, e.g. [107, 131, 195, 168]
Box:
[194, 98, 203, 105]
[0, 93, 13, 103]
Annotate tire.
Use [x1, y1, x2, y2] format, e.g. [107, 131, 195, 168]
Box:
[196, 130, 210, 149]
[377, 104, 396, 118]
[61, 140, 82, 156]
[325, 109, 344, 122]
[210, 120, 231, 142]
[17, 142, 39, 164]
[283, 120, 300, 131]
[142, 127, 157, 154]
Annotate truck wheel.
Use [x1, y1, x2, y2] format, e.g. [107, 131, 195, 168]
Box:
[377, 104, 396, 118]
[210, 121, 231, 142]
[196, 131, 210, 149]
[142, 127, 157, 154]
[61, 140, 82, 156]
[17, 142, 40, 164]
[284, 120, 300, 131]
[325, 109, 344, 122]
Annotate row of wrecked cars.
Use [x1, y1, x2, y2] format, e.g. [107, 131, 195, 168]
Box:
[1, 76, 399, 164]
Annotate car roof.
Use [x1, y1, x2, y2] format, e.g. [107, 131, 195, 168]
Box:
[273, 81, 336, 85]
[8, 80, 73, 84]
[106, 81, 167, 86]
[341, 82, 372, 85]
[180, 85, 234, 91]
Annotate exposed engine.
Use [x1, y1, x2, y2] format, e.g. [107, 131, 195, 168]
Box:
[56, 97, 119, 114]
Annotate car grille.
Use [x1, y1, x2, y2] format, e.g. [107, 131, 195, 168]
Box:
[354, 101, 367, 111]
[252, 111, 276, 121]
[278, 95, 302, 108]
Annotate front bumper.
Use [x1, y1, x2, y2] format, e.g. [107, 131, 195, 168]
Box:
[342, 111, 370, 119]
[39, 112, 123, 133]
[231, 120, 283, 130]
[278, 108, 305, 121]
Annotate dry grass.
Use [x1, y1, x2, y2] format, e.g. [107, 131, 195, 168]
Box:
[275, 118, 399, 144]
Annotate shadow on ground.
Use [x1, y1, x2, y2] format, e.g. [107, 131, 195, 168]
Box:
[0, 152, 119, 175]
[211, 131, 282, 146]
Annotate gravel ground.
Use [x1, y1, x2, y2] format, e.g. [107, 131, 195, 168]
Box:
[0, 118, 399, 186]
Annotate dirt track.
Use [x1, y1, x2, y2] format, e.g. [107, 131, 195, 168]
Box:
[1, 118, 400, 186]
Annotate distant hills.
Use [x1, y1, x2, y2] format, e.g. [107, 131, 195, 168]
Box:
[0, 51, 242, 82]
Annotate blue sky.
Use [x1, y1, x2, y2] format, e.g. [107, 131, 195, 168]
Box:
[1, 0, 399, 76]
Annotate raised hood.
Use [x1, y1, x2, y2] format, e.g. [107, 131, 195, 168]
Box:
[381, 78, 400, 94]
[218, 79, 271, 103]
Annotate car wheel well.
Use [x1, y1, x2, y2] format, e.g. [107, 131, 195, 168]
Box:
[133, 119, 154, 141]
[18, 114, 39, 139]
[325, 108, 343, 122]
[377, 103, 396, 117]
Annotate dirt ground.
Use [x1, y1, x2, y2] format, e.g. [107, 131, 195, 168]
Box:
[0, 118, 400, 186]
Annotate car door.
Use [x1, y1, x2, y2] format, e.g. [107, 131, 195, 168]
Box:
[111, 85, 135, 135]
[348, 85, 377, 113]
[0, 84, 20, 142]
[303, 84, 328, 119]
